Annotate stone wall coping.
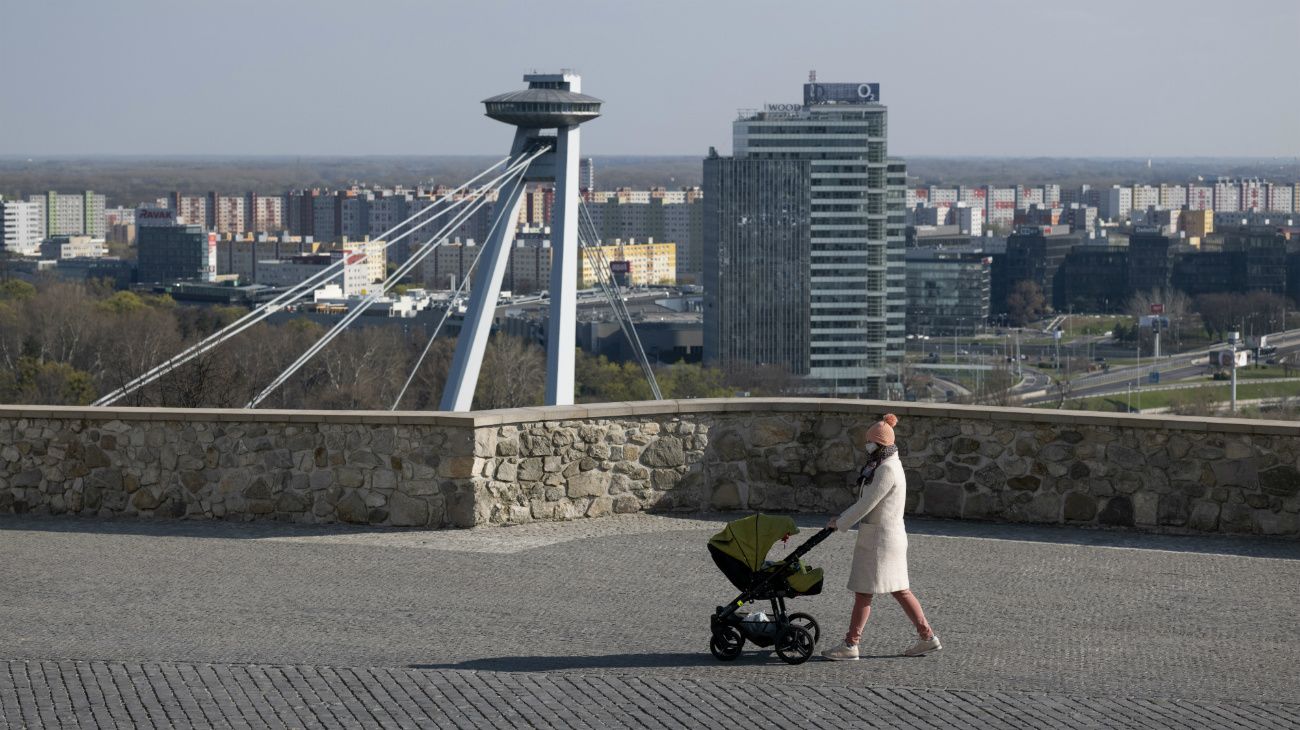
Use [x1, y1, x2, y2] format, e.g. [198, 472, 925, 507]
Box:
[3, 399, 1298, 436]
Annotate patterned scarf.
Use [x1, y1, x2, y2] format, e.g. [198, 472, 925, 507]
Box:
[858, 444, 899, 485]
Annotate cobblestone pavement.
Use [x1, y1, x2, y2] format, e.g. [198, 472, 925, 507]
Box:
[2, 514, 1299, 728]
[4, 658, 1299, 729]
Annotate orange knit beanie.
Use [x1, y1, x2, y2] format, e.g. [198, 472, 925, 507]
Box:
[865, 413, 898, 446]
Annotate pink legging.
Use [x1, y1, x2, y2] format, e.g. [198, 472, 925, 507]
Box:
[845, 589, 933, 646]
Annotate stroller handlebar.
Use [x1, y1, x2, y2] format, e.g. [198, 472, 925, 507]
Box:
[783, 526, 834, 564]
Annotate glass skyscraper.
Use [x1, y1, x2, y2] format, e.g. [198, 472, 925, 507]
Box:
[710, 81, 905, 398]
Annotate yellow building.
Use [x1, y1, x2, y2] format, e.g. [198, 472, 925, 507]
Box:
[1181, 209, 1214, 244]
[579, 238, 676, 288]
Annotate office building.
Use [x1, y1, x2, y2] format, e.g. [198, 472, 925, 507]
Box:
[904, 249, 991, 336]
[710, 79, 903, 397]
[137, 208, 215, 283]
[0, 198, 45, 256]
[991, 225, 1075, 315]
[216, 234, 320, 281]
[1055, 245, 1128, 312]
[703, 154, 812, 377]
[39, 235, 107, 260]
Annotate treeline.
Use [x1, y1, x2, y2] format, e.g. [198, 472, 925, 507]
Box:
[0, 279, 793, 409]
[0, 156, 705, 207]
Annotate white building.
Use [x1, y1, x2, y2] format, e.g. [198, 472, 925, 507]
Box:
[1240, 179, 1266, 212]
[27, 191, 106, 238]
[39, 235, 107, 260]
[1131, 185, 1160, 211]
[986, 187, 1016, 229]
[1267, 184, 1294, 213]
[1100, 186, 1132, 221]
[1015, 186, 1043, 210]
[0, 198, 45, 256]
[1213, 180, 1241, 212]
[1187, 185, 1214, 210]
[1158, 184, 1187, 210]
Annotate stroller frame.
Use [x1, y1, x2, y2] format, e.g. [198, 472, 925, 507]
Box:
[709, 526, 833, 664]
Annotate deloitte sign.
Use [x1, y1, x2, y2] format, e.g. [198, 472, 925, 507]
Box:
[803, 82, 881, 105]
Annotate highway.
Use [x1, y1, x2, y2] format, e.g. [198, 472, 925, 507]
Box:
[1019, 328, 1300, 405]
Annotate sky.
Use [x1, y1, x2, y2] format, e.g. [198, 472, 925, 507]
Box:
[2, 0, 1298, 158]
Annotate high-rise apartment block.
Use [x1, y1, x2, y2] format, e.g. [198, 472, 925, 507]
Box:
[582, 188, 703, 283]
[0, 198, 45, 256]
[705, 79, 904, 397]
[27, 191, 105, 238]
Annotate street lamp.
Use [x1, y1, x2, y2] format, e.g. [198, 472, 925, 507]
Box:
[1229, 330, 1240, 412]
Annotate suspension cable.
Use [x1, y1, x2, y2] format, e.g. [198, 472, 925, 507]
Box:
[92, 155, 513, 407]
[577, 199, 663, 399]
[389, 179, 515, 411]
[246, 148, 547, 408]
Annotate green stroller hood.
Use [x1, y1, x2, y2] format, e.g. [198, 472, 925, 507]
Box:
[708, 513, 800, 571]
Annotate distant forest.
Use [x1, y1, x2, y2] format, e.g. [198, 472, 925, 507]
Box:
[3, 155, 1300, 207]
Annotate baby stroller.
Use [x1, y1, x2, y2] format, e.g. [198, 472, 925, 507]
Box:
[707, 513, 833, 665]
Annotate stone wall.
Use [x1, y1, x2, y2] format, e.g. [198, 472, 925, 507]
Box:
[2, 401, 1299, 536]
[0, 407, 482, 527]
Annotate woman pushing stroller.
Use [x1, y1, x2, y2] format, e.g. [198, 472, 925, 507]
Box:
[822, 413, 942, 661]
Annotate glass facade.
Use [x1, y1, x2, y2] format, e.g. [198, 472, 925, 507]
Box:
[905, 252, 991, 336]
[730, 101, 904, 398]
[703, 156, 812, 375]
[138, 224, 208, 283]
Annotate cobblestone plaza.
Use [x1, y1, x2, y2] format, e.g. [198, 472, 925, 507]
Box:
[2, 513, 1297, 728]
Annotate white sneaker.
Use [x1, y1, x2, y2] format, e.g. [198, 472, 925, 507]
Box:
[821, 641, 859, 661]
[903, 635, 942, 656]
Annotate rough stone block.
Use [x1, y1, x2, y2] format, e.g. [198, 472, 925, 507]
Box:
[1064, 492, 1097, 522]
[566, 470, 606, 499]
[1098, 496, 1133, 527]
[1259, 466, 1300, 497]
[923, 482, 962, 518]
[613, 495, 640, 514]
[1187, 501, 1220, 532]
[711, 481, 744, 510]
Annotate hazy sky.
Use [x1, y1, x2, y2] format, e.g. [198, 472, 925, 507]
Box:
[2, 0, 1297, 158]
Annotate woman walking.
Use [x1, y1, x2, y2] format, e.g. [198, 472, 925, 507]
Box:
[822, 413, 941, 661]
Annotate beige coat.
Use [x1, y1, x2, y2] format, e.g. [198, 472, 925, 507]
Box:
[835, 452, 909, 594]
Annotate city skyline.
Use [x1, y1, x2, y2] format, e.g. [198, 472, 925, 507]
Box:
[2, 0, 1298, 158]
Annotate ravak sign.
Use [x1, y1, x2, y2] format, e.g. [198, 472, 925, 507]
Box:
[804, 82, 880, 105]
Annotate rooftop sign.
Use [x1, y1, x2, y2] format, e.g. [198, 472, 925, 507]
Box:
[804, 82, 880, 105]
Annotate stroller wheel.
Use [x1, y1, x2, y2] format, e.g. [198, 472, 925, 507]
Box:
[776, 625, 814, 665]
[709, 625, 745, 661]
[787, 612, 820, 645]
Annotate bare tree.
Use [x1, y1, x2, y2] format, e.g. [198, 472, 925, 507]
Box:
[474, 332, 545, 409]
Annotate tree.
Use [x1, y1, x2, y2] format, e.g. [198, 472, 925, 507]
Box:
[0, 280, 36, 302]
[474, 333, 545, 409]
[1006, 281, 1046, 327]
[0, 357, 95, 405]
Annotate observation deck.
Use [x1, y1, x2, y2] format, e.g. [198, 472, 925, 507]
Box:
[483, 87, 602, 128]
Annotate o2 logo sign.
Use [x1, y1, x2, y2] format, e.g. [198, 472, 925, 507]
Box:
[804, 82, 881, 105]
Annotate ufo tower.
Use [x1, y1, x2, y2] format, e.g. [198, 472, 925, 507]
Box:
[439, 71, 602, 411]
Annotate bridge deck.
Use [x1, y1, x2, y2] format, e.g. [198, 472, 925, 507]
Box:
[2, 514, 1297, 728]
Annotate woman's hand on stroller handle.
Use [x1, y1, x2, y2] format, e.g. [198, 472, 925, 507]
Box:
[826, 517, 837, 531]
